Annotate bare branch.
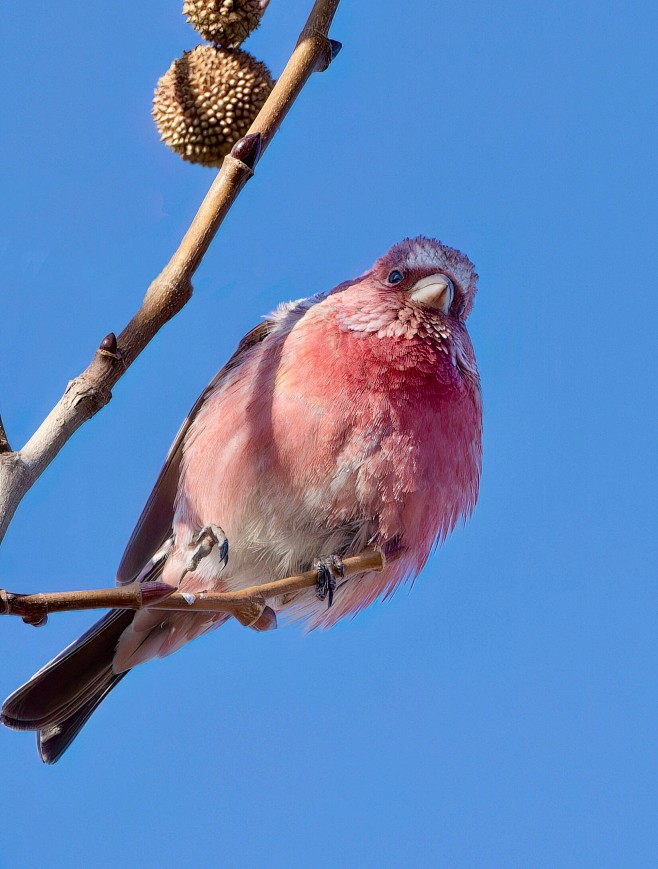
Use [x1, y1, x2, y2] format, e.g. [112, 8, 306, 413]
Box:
[0, 549, 384, 629]
[0, 0, 342, 545]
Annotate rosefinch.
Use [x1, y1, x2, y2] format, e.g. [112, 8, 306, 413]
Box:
[2, 236, 482, 762]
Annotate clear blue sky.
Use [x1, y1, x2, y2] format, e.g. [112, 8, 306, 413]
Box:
[0, 1, 656, 866]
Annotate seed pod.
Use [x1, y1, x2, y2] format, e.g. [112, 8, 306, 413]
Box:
[152, 45, 274, 167]
[183, 0, 269, 48]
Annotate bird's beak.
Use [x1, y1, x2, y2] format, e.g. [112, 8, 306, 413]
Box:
[409, 274, 454, 313]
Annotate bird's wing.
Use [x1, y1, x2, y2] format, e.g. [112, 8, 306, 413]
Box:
[116, 320, 274, 584]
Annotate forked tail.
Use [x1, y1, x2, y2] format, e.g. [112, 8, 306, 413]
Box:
[1, 609, 133, 763]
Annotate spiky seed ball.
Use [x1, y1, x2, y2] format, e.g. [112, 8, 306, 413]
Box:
[152, 45, 274, 167]
[183, 0, 268, 48]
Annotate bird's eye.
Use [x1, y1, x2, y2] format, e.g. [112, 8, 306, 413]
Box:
[387, 269, 404, 285]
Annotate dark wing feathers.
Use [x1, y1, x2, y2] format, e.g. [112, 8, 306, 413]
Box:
[37, 672, 128, 765]
[1, 609, 134, 729]
[1, 321, 275, 762]
[116, 321, 273, 584]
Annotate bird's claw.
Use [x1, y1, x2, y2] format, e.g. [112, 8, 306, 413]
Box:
[218, 536, 229, 569]
[185, 524, 229, 574]
[313, 554, 344, 608]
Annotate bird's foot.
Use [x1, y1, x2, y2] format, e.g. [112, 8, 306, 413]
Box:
[313, 554, 345, 608]
[185, 524, 229, 575]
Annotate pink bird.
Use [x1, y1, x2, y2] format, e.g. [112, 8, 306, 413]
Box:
[2, 236, 482, 762]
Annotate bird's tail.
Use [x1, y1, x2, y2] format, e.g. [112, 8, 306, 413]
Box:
[1, 609, 133, 763]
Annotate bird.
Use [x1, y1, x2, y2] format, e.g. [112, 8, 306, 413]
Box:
[2, 236, 482, 763]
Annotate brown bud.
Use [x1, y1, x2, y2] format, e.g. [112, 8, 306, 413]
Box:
[230, 132, 262, 168]
[140, 582, 176, 605]
[250, 605, 277, 631]
[329, 39, 343, 61]
[99, 332, 117, 354]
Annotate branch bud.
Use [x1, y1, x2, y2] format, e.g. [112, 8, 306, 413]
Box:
[98, 332, 118, 355]
[230, 132, 262, 169]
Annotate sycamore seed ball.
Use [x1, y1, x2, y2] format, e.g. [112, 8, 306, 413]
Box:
[153, 45, 274, 167]
[183, 0, 268, 48]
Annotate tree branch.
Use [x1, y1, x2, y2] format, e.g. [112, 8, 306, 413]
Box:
[0, 0, 342, 545]
[0, 549, 384, 629]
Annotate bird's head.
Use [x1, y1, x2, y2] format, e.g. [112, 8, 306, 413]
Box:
[369, 236, 478, 322]
[275, 236, 478, 348]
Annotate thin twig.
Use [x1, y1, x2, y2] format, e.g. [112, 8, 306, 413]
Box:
[0, 549, 384, 629]
[0, 0, 341, 545]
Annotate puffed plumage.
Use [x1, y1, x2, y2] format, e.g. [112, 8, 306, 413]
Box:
[2, 236, 482, 762]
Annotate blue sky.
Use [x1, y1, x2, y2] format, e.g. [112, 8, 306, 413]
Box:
[0, 1, 656, 866]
